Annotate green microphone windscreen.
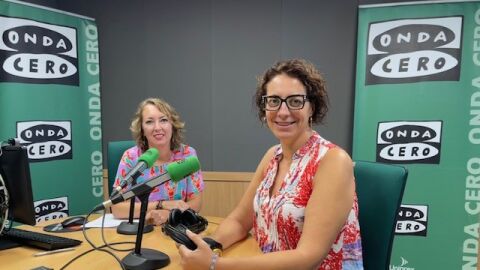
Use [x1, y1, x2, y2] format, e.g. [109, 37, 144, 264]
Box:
[138, 148, 159, 168]
[166, 156, 201, 182]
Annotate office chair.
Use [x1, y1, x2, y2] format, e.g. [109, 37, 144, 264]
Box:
[107, 140, 135, 197]
[354, 161, 407, 270]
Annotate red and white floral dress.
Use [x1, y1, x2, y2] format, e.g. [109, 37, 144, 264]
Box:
[253, 131, 364, 269]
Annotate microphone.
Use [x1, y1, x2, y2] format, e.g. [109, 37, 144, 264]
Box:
[95, 156, 200, 211]
[110, 148, 159, 197]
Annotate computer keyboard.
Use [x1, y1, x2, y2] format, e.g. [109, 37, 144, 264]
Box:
[2, 227, 82, 250]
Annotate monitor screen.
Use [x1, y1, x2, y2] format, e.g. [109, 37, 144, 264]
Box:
[0, 144, 36, 226]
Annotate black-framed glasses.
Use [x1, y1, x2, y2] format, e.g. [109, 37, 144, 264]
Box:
[262, 95, 309, 111]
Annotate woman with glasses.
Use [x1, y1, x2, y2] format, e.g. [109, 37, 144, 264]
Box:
[178, 59, 363, 270]
[111, 98, 204, 226]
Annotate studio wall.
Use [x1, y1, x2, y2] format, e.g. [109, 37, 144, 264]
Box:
[21, 0, 363, 171]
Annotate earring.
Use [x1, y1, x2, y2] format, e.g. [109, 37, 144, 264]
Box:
[262, 116, 266, 124]
[309, 117, 313, 127]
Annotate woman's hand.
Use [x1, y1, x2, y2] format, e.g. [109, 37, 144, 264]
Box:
[146, 209, 170, 226]
[162, 199, 190, 211]
[178, 230, 214, 270]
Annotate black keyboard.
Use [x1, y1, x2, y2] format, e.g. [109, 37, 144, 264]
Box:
[2, 227, 82, 250]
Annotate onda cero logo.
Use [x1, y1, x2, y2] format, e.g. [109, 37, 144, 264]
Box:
[395, 204, 428, 237]
[377, 121, 442, 164]
[17, 120, 72, 162]
[0, 16, 78, 85]
[34, 197, 69, 223]
[366, 16, 462, 85]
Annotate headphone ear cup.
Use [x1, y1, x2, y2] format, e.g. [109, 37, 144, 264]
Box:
[180, 208, 199, 226]
[184, 209, 208, 234]
[169, 208, 182, 227]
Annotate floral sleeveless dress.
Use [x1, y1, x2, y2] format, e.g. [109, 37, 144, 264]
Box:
[253, 131, 363, 269]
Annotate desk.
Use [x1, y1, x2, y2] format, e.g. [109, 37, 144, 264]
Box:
[0, 216, 261, 270]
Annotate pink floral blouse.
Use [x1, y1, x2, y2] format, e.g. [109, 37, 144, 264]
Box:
[113, 144, 204, 202]
[253, 131, 363, 269]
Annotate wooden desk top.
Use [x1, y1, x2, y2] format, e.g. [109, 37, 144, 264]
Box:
[0, 216, 261, 270]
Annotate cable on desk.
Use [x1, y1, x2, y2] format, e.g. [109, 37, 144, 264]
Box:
[82, 208, 102, 249]
[64, 208, 128, 270]
[62, 206, 176, 269]
[59, 241, 134, 270]
[99, 213, 135, 252]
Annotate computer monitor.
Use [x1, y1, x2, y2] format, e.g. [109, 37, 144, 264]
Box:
[0, 144, 36, 225]
[0, 144, 36, 250]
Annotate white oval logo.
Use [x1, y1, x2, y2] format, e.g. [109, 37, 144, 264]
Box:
[379, 142, 438, 161]
[36, 212, 68, 223]
[27, 141, 71, 159]
[3, 53, 77, 79]
[371, 50, 457, 78]
[396, 220, 426, 233]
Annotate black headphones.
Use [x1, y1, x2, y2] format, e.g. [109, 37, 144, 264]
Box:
[167, 208, 208, 233]
[162, 208, 208, 249]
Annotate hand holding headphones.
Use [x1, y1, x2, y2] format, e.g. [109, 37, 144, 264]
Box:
[176, 228, 224, 270]
[162, 208, 207, 248]
[162, 208, 222, 254]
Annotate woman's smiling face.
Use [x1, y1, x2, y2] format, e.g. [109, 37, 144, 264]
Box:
[141, 103, 173, 149]
[264, 73, 312, 142]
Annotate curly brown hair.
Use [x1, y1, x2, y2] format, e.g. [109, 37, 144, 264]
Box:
[254, 59, 329, 124]
[130, 98, 185, 152]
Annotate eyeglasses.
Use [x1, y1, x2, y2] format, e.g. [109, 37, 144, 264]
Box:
[262, 95, 309, 111]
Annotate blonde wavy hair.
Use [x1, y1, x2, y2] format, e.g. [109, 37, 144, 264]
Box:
[130, 98, 185, 152]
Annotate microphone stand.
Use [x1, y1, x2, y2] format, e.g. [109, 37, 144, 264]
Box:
[117, 179, 153, 235]
[122, 192, 170, 270]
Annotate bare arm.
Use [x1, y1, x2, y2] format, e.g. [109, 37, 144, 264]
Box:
[186, 192, 202, 212]
[145, 193, 203, 225]
[111, 200, 158, 219]
[160, 192, 202, 212]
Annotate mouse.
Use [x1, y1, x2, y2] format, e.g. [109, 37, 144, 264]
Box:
[61, 216, 86, 228]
